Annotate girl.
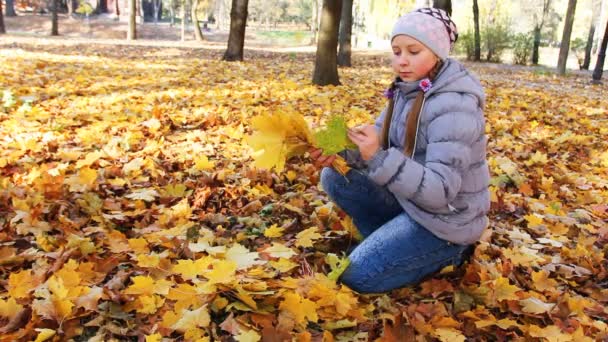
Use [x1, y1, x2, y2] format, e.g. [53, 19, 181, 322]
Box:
[314, 8, 490, 293]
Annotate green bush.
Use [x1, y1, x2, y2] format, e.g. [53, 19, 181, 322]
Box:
[455, 32, 476, 61]
[570, 37, 586, 69]
[483, 23, 511, 63]
[512, 32, 533, 65]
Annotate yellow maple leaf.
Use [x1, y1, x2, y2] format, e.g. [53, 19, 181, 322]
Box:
[225, 244, 265, 270]
[205, 260, 237, 284]
[531, 270, 559, 292]
[33, 328, 56, 342]
[279, 291, 318, 326]
[171, 306, 211, 332]
[264, 224, 285, 238]
[137, 254, 160, 268]
[78, 166, 98, 187]
[263, 243, 296, 259]
[0, 297, 24, 319]
[492, 276, 521, 302]
[245, 112, 312, 172]
[524, 214, 544, 228]
[235, 330, 261, 342]
[269, 258, 299, 273]
[528, 324, 571, 342]
[433, 328, 466, 342]
[145, 333, 162, 342]
[8, 269, 39, 299]
[295, 227, 322, 248]
[519, 297, 555, 314]
[192, 155, 215, 171]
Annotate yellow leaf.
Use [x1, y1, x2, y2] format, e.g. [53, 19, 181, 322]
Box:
[433, 328, 466, 342]
[8, 269, 39, 299]
[279, 291, 318, 326]
[75, 150, 105, 168]
[0, 297, 24, 319]
[269, 258, 299, 273]
[205, 260, 237, 284]
[124, 275, 170, 296]
[519, 297, 555, 314]
[171, 306, 211, 332]
[137, 254, 160, 268]
[493, 277, 521, 302]
[524, 214, 544, 228]
[34, 328, 56, 342]
[78, 166, 98, 187]
[128, 238, 150, 254]
[263, 243, 296, 259]
[295, 227, 322, 248]
[264, 224, 285, 238]
[532, 270, 557, 291]
[225, 244, 265, 270]
[145, 333, 163, 342]
[193, 155, 215, 171]
[235, 330, 261, 342]
[528, 324, 572, 342]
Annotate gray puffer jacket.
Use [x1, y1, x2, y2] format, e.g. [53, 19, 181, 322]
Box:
[348, 58, 490, 245]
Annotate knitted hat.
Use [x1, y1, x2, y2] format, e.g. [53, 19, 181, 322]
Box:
[390, 8, 458, 60]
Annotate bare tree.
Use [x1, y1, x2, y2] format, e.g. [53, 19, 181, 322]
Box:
[0, 0, 5, 35]
[192, 0, 204, 40]
[312, 0, 342, 86]
[222, 0, 249, 61]
[532, 0, 552, 65]
[557, 0, 577, 75]
[582, 0, 602, 69]
[338, 0, 353, 67]
[592, 16, 608, 83]
[433, 0, 452, 16]
[128, 0, 137, 40]
[5, 0, 17, 17]
[181, 0, 187, 41]
[51, 0, 59, 36]
[473, 0, 480, 61]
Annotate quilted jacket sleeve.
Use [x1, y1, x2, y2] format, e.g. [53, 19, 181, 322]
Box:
[366, 93, 483, 211]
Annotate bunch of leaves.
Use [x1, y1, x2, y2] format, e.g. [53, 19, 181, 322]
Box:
[246, 112, 353, 173]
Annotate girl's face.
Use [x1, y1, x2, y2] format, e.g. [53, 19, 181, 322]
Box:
[391, 35, 439, 82]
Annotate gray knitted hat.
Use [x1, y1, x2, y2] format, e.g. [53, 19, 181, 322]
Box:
[390, 8, 459, 60]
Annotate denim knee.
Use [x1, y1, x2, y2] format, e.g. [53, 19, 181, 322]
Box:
[320, 167, 341, 198]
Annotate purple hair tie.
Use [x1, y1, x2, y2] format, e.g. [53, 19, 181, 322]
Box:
[383, 88, 395, 99]
[419, 78, 432, 92]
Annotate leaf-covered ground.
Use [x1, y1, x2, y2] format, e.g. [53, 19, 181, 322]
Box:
[0, 43, 607, 342]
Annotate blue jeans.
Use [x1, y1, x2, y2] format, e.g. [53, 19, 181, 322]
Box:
[320, 167, 471, 293]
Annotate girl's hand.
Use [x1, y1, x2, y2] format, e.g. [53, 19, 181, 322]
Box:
[309, 147, 337, 168]
[347, 125, 380, 161]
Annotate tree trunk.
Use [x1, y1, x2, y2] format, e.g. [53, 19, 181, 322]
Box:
[5, 0, 17, 17]
[97, 0, 109, 13]
[312, 0, 342, 86]
[311, 0, 319, 45]
[181, 0, 186, 41]
[582, 0, 601, 69]
[433, 0, 452, 16]
[51, 0, 59, 36]
[192, 0, 204, 40]
[473, 0, 480, 61]
[222, 0, 249, 61]
[128, 0, 137, 40]
[169, 0, 175, 26]
[337, 0, 353, 67]
[0, 0, 5, 34]
[592, 16, 608, 82]
[532, 25, 541, 64]
[557, 0, 577, 75]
